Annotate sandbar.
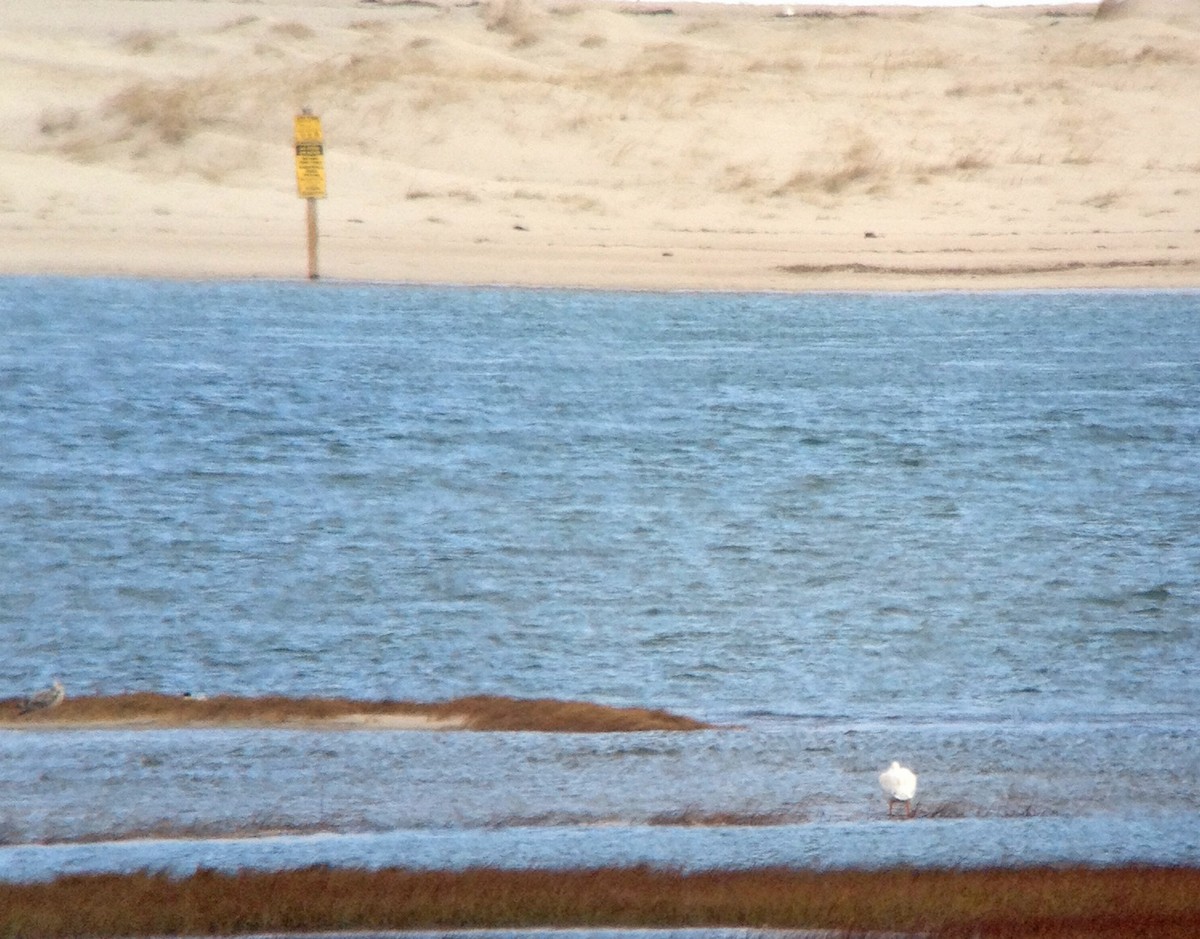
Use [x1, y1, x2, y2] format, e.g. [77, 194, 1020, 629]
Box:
[0, 692, 711, 732]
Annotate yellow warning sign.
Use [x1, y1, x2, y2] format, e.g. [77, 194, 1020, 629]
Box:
[294, 114, 326, 199]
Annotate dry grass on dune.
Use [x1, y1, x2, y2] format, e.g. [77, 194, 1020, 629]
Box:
[4, 865, 1200, 938]
[25, 0, 1200, 220]
[0, 692, 709, 732]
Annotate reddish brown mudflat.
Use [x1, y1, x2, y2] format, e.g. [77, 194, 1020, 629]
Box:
[4, 865, 1200, 938]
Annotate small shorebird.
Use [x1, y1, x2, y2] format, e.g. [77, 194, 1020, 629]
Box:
[19, 679, 65, 715]
[879, 760, 917, 818]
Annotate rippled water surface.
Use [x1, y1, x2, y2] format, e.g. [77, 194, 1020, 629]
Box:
[1, 279, 1198, 880]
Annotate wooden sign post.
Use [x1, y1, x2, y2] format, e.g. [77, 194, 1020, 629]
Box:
[294, 109, 327, 280]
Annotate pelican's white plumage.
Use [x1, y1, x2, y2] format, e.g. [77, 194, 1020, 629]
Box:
[19, 679, 65, 715]
[879, 760, 917, 817]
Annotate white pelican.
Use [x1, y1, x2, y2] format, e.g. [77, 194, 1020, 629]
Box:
[879, 760, 917, 818]
[19, 679, 65, 715]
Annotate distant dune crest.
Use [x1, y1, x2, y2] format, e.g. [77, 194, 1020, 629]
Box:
[1095, 0, 1200, 19]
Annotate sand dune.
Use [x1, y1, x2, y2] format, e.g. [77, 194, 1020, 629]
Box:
[2, 0, 1198, 290]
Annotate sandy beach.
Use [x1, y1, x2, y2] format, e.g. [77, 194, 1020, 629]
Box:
[2, 0, 1198, 291]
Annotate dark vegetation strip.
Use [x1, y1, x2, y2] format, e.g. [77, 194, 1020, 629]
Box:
[0, 693, 710, 732]
[4, 866, 1200, 939]
[777, 259, 1182, 277]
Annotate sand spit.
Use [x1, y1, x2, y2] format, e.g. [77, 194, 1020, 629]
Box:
[2, 0, 1198, 292]
[0, 692, 710, 732]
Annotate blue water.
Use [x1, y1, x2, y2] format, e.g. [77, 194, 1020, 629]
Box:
[1, 278, 1198, 881]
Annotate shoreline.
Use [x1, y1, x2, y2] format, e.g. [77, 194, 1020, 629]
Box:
[4, 0, 1197, 294]
[5, 209, 1197, 293]
[9, 269, 1200, 297]
[8, 242, 1196, 293]
[7, 250, 1199, 294]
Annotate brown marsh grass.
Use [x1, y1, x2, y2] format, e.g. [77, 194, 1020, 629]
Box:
[0, 692, 710, 732]
[3, 865, 1200, 938]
